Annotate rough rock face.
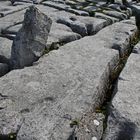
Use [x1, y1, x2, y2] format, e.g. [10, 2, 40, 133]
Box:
[10, 6, 52, 69]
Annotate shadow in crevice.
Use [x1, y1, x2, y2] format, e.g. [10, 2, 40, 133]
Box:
[117, 120, 136, 140]
[101, 78, 136, 140]
[0, 133, 17, 140]
[106, 107, 137, 140]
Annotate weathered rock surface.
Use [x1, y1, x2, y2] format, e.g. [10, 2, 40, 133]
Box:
[10, 6, 52, 69]
[96, 22, 137, 57]
[48, 22, 82, 47]
[70, 16, 108, 35]
[0, 21, 137, 140]
[57, 15, 109, 36]
[103, 42, 140, 140]
[0, 37, 12, 64]
[0, 9, 25, 34]
[103, 10, 128, 20]
[0, 0, 140, 139]
[57, 17, 88, 36]
[95, 12, 119, 24]
[42, 1, 89, 16]
[0, 1, 31, 17]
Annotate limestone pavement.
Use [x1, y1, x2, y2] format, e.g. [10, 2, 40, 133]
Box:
[0, 0, 140, 140]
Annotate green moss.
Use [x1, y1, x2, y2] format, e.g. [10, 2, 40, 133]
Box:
[70, 119, 80, 128]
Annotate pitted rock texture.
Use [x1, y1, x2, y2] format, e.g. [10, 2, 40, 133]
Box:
[0, 37, 12, 64]
[10, 6, 52, 69]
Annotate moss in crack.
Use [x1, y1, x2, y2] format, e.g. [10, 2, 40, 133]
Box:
[89, 11, 95, 16]
[43, 43, 60, 55]
[95, 105, 108, 115]
[43, 47, 49, 55]
[70, 119, 80, 128]
[131, 32, 140, 47]
[97, 79, 118, 136]
[95, 101, 109, 132]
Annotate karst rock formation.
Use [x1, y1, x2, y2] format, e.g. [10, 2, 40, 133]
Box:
[0, 0, 140, 140]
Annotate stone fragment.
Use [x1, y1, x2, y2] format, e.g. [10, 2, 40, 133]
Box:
[96, 22, 137, 58]
[10, 6, 52, 69]
[94, 120, 100, 126]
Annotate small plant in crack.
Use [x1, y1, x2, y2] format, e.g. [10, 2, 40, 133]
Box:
[131, 33, 140, 47]
[95, 104, 109, 115]
[70, 119, 80, 128]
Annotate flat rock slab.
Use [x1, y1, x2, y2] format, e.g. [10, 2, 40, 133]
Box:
[103, 46, 140, 140]
[95, 12, 119, 24]
[0, 9, 26, 33]
[96, 22, 137, 57]
[48, 22, 82, 47]
[69, 15, 108, 35]
[42, 1, 89, 16]
[1, 5, 110, 47]
[0, 1, 31, 16]
[37, 5, 109, 36]
[103, 10, 128, 20]
[0, 21, 137, 140]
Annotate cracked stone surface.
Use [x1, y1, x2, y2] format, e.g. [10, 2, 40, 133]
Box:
[0, 0, 140, 139]
[0, 20, 138, 139]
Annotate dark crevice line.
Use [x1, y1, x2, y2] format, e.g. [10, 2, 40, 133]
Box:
[100, 29, 140, 140]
